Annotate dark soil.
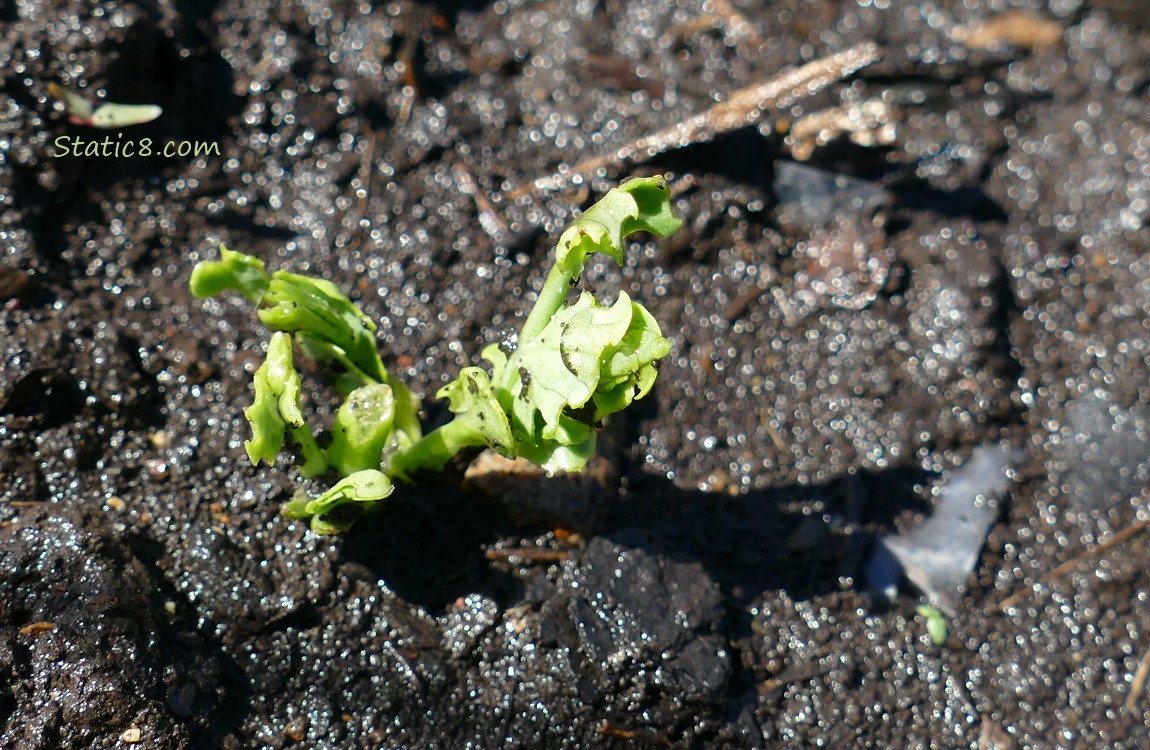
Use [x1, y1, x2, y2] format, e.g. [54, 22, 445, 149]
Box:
[2, 0, 1149, 747]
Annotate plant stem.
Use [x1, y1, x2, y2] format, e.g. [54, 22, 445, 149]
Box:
[327, 383, 395, 476]
[388, 416, 485, 479]
[520, 262, 573, 343]
[290, 424, 329, 478]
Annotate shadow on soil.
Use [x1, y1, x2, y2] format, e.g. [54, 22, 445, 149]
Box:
[338, 446, 937, 622]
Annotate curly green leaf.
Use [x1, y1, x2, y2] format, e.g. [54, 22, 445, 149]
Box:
[388, 367, 514, 478]
[521, 176, 682, 342]
[483, 291, 669, 473]
[391, 178, 680, 478]
[555, 175, 682, 268]
[282, 469, 394, 535]
[327, 384, 396, 476]
[244, 332, 327, 477]
[189, 244, 270, 303]
[257, 272, 422, 448]
[258, 271, 387, 384]
[592, 300, 670, 419]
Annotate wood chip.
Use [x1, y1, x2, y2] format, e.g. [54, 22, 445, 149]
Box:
[954, 11, 1063, 51]
[977, 715, 1016, 749]
[786, 99, 897, 161]
[18, 622, 57, 636]
[708, 0, 765, 52]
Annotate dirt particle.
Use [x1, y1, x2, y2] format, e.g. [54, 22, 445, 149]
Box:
[284, 717, 309, 743]
[0, 267, 35, 303]
[954, 10, 1063, 51]
[144, 459, 170, 480]
[18, 621, 56, 636]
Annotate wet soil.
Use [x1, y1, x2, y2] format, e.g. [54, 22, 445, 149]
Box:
[2, 0, 1149, 747]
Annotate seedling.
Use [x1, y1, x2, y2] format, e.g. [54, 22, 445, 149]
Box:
[191, 176, 681, 533]
[48, 83, 162, 128]
[915, 604, 948, 645]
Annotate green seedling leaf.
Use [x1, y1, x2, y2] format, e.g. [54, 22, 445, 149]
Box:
[189, 246, 422, 481]
[488, 291, 669, 473]
[389, 367, 514, 478]
[282, 469, 394, 534]
[384, 376, 423, 452]
[90, 102, 163, 128]
[521, 176, 682, 342]
[244, 332, 327, 477]
[395, 176, 680, 477]
[591, 300, 670, 418]
[916, 605, 949, 645]
[258, 272, 386, 383]
[257, 272, 422, 449]
[327, 384, 396, 476]
[497, 292, 632, 439]
[555, 176, 682, 268]
[48, 82, 162, 128]
[189, 244, 270, 303]
[435, 367, 515, 456]
[48, 82, 91, 121]
[244, 332, 299, 465]
[501, 291, 668, 436]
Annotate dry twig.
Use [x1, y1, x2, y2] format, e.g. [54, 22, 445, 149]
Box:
[1127, 640, 1150, 713]
[485, 547, 571, 564]
[454, 162, 509, 242]
[709, 0, 765, 52]
[1000, 519, 1149, 612]
[512, 43, 881, 197]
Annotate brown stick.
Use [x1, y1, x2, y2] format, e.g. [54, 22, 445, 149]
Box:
[511, 43, 881, 198]
[1000, 519, 1149, 612]
[485, 547, 570, 564]
[1126, 640, 1150, 713]
[760, 661, 835, 693]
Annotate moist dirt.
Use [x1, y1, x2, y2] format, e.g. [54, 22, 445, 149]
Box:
[2, 0, 1149, 747]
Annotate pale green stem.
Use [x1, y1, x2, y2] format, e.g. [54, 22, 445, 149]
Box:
[520, 262, 574, 343]
[290, 424, 328, 478]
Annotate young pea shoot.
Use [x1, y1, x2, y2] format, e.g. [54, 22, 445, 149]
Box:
[916, 605, 949, 645]
[191, 176, 681, 533]
[48, 83, 162, 128]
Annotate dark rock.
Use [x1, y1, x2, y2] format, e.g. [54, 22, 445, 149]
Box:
[544, 534, 730, 739]
[0, 267, 35, 304]
[0, 505, 189, 749]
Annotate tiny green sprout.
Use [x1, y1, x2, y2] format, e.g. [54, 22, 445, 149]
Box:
[48, 82, 162, 128]
[245, 332, 327, 477]
[391, 176, 680, 477]
[327, 384, 397, 477]
[916, 604, 949, 645]
[191, 176, 681, 532]
[282, 470, 394, 535]
[189, 244, 269, 303]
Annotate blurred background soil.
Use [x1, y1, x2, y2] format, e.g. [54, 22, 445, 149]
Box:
[1, 0, 1148, 747]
